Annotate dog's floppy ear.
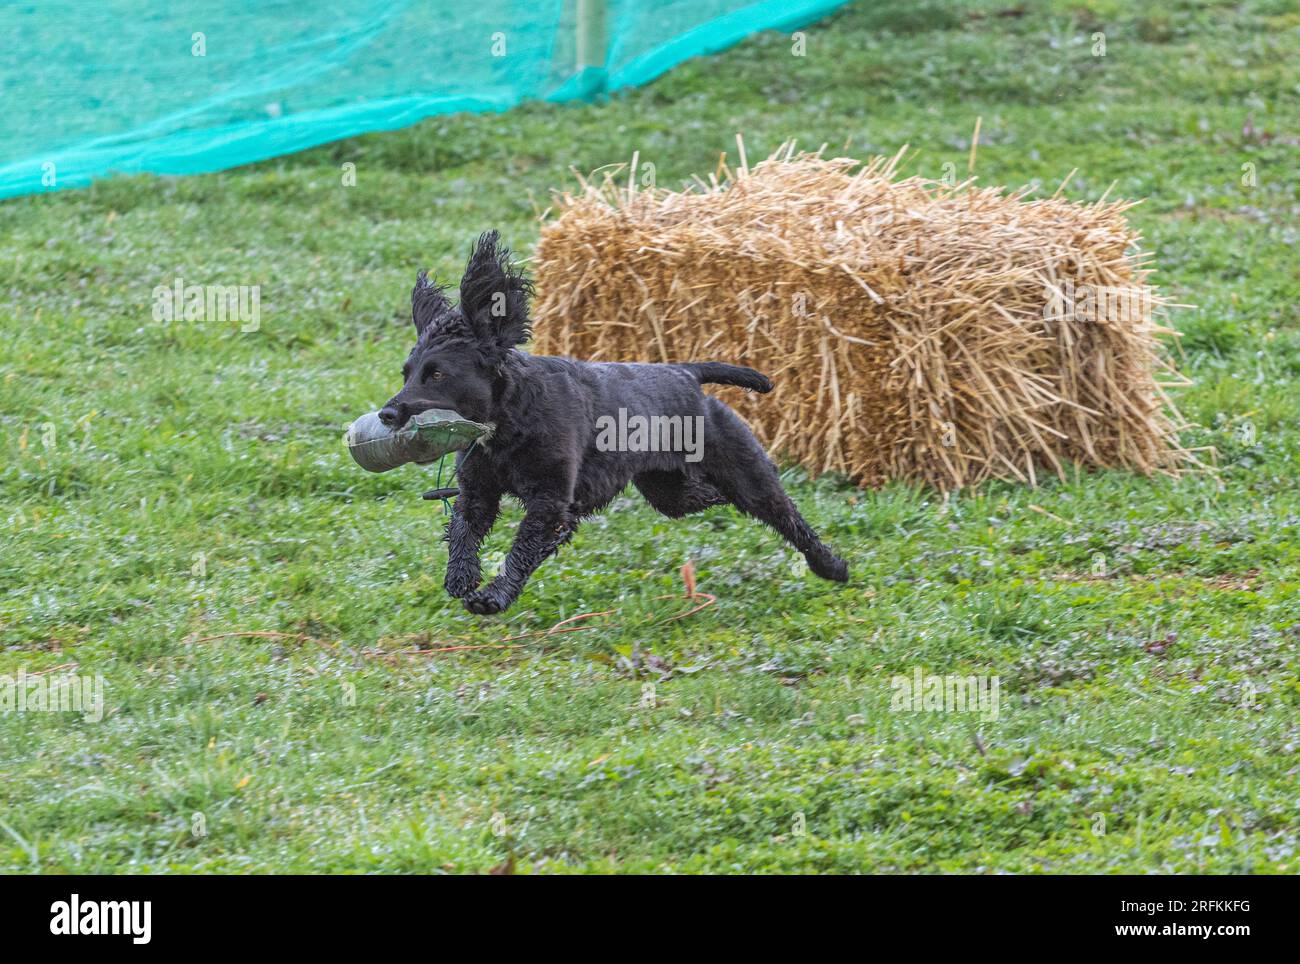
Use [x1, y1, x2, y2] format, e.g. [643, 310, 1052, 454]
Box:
[411, 270, 452, 336]
[459, 230, 533, 353]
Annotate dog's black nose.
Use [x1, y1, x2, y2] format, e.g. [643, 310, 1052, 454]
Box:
[378, 406, 401, 427]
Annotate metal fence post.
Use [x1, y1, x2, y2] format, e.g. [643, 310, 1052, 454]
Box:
[576, 0, 607, 72]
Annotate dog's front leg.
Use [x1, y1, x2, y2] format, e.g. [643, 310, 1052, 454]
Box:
[463, 497, 576, 615]
[443, 488, 501, 599]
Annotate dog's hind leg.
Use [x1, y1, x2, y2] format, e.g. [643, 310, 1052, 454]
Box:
[633, 469, 728, 518]
[462, 494, 577, 615]
[699, 399, 849, 582]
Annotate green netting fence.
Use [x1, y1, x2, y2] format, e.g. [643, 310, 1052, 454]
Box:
[0, 0, 848, 200]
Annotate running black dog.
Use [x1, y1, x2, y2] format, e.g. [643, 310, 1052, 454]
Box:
[380, 231, 848, 614]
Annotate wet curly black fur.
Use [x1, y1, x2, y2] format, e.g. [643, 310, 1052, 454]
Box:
[379, 230, 848, 615]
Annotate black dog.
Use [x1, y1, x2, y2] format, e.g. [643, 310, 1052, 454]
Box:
[380, 231, 848, 614]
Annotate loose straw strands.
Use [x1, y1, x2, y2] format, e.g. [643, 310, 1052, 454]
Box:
[532, 142, 1193, 491]
[182, 567, 716, 662]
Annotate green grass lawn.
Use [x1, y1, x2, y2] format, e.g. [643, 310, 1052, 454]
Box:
[2, 0, 1298, 873]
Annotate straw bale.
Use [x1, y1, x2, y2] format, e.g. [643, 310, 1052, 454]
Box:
[531, 144, 1192, 490]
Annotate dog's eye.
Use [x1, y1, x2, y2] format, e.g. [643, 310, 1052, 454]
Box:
[423, 366, 443, 382]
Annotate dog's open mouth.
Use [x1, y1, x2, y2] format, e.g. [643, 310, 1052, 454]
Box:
[344, 408, 491, 473]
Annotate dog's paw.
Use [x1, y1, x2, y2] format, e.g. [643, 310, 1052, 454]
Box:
[463, 584, 513, 615]
[808, 552, 849, 583]
[444, 567, 480, 599]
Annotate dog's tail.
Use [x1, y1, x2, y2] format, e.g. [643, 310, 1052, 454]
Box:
[681, 362, 773, 394]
